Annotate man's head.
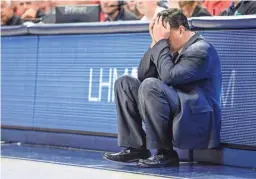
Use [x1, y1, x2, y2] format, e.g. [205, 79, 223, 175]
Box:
[156, 8, 193, 53]
[137, 0, 158, 16]
[100, 0, 124, 16]
[178, 0, 198, 18]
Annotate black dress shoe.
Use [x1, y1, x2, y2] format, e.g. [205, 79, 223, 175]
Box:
[103, 148, 151, 163]
[137, 149, 179, 168]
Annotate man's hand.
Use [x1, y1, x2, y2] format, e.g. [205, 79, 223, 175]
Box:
[21, 8, 37, 19]
[152, 16, 170, 43]
[149, 16, 157, 47]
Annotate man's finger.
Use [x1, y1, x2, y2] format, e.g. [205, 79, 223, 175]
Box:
[161, 17, 166, 29]
[157, 15, 161, 25]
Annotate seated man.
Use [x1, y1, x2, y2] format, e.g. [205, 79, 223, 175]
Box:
[178, 0, 211, 18]
[100, 0, 137, 21]
[104, 8, 222, 168]
[220, 0, 256, 16]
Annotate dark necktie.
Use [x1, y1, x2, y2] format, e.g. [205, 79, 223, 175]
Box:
[172, 52, 179, 63]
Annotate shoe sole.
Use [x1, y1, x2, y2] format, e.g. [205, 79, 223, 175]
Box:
[103, 156, 141, 163]
[137, 162, 179, 168]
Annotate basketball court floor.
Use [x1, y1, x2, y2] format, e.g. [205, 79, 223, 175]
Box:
[1, 143, 256, 179]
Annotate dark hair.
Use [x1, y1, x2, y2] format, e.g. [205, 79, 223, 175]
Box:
[179, 1, 200, 8]
[157, 8, 190, 30]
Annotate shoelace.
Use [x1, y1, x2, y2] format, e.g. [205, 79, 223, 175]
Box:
[148, 150, 164, 160]
[121, 147, 132, 154]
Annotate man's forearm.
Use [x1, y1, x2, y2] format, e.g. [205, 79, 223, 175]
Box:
[137, 47, 158, 82]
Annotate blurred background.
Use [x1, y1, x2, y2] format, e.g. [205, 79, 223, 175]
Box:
[1, 0, 256, 25]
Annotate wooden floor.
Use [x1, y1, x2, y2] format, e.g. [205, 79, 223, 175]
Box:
[1, 143, 256, 179]
[2, 158, 168, 179]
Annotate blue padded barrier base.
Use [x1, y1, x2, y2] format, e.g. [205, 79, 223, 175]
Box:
[1, 129, 189, 160]
[2, 128, 256, 168]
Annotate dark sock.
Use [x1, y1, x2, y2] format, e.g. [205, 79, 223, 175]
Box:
[128, 147, 147, 152]
[157, 148, 175, 155]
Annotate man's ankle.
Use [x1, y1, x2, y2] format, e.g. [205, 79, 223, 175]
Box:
[128, 147, 147, 152]
[157, 148, 175, 155]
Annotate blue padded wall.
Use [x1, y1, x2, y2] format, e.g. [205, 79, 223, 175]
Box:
[33, 33, 150, 133]
[1, 30, 256, 148]
[1, 36, 38, 127]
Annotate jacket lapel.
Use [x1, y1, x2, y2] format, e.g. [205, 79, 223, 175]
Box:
[174, 33, 204, 64]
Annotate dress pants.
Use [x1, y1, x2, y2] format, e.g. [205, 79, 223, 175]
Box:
[114, 75, 179, 149]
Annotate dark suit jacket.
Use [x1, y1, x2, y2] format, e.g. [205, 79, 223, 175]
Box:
[138, 33, 222, 149]
[105, 8, 137, 21]
[192, 5, 211, 17]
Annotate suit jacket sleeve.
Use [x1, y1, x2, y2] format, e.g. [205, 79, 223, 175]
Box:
[151, 39, 208, 86]
[138, 48, 158, 82]
[246, 3, 256, 15]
